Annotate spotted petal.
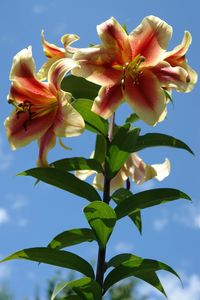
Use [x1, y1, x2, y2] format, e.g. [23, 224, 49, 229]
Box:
[129, 16, 173, 65]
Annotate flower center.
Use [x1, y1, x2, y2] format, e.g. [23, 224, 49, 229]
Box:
[8, 99, 57, 131]
[113, 54, 145, 89]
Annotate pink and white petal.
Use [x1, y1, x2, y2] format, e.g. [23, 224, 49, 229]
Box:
[4, 109, 56, 150]
[97, 17, 131, 63]
[10, 46, 36, 81]
[152, 61, 191, 92]
[41, 31, 65, 58]
[92, 84, 124, 119]
[61, 34, 80, 56]
[75, 169, 96, 181]
[129, 16, 172, 65]
[163, 31, 192, 62]
[72, 46, 122, 86]
[10, 47, 55, 100]
[184, 64, 198, 92]
[110, 171, 126, 192]
[152, 159, 171, 181]
[93, 173, 104, 191]
[37, 57, 61, 81]
[125, 70, 167, 126]
[54, 92, 84, 137]
[48, 58, 79, 93]
[37, 127, 56, 167]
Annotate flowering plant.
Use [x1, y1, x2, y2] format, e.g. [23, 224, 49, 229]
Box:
[2, 16, 197, 299]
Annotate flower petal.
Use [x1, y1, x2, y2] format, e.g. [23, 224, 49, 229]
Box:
[37, 127, 56, 167]
[72, 46, 122, 86]
[4, 108, 56, 150]
[97, 17, 131, 63]
[129, 16, 172, 65]
[151, 61, 190, 92]
[48, 58, 79, 92]
[163, 31, 198, 92]
[41, 31, 65, 59]
[124, 70, 167, 126]
[153, 159, 171, 181]
[54, 91, 85, 137]
[61, 33, 80, 56]
[92, 84, 124, 119]
[10, 47, 54, 101]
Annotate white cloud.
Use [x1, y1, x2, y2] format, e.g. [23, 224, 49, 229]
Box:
[0, 265, 11, 279]
[114, 241, 134, 253]
[174, 201, 200, 230]
[17, 218, 28, 227]
[137, 273, 200, 300]
[153, 218, 168, 231]
[6, 193, 28, 210]
[0, 208, 9, 224]
[32, 4, 46, 14]
[0, 136, 13, 171]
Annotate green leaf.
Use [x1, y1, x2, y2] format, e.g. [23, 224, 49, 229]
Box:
[52, 278, 102, 300]
[19, 167, 101, 202]
[125, 113, 140, 124]
[94, 135, 107, 163]
[113, 188, 191, 219]
[61, 75, 100, 100]
[135, 133, 194, 154]
[84, 201, 116, 248]
[72, 99, 108, 136]
[164, 89, 173, 103]
[104, 254, 180, 296]
[61, 296, 81, 300]
[112, 188, 142, 234]
[48, 228, 96, 250]
[1, 248, 94, 278]
[51, 157, 103, 173]
[106, 126, 140, 179]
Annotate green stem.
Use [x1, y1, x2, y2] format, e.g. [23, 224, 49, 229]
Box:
[95, 113, 114, 296]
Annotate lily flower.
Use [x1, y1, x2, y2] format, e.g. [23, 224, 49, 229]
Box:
[72, 16, 197, 125]
[5, 46, 84, 167]
[37, 31, 80, 80]
[75, 153, 170, 192]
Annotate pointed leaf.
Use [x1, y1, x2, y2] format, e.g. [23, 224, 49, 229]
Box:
[104, 255, 180, 296]
[135, 133, 194, 154]
[106, 126, 140, 179]
[112, 188, 142, 234]
[48, 228, 96, 250]
[113, 188, 191, 219]
[61, 75, 100, 100]
[125, 113, 140, 124]
[1, 248, 94, 278]
[52, 277, 101, 300]
[51, 157, 103, 173]
[84, 201, 116, 248]
[72, 99, 108, 136]
[19, 167, 101, 202]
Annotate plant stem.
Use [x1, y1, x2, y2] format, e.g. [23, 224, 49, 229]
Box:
[95, 113, 115, 297]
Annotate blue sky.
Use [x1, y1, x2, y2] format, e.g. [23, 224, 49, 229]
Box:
[0, 0, 200, 299]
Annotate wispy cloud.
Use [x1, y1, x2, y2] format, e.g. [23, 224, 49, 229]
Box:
[32, 4, 46, 14]
[173, 201, 200, 230]
[0, 136, 13, 171]
[0, 265, 11, 279]
[114, 241, 134, 253]
[138, 273, 200, 300]
[0, 208, 10, 225]
[6, 193, 28, 210]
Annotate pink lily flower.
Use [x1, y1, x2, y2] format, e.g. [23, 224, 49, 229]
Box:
[75, 153, 170, 192]
[37, 31, 80, 80]
[72, 16, 197, 125]
[5, 47, 85, 167]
